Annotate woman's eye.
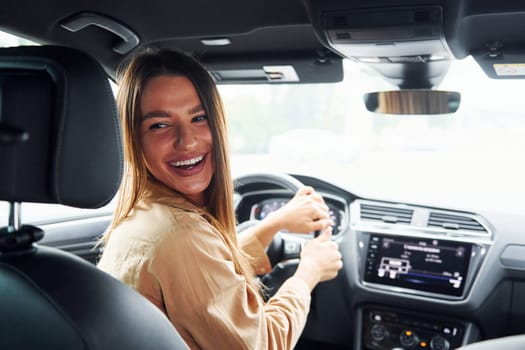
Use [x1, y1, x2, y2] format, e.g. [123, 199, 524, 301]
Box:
[192, 114, 208, 123]
[149, 122, 168, 130]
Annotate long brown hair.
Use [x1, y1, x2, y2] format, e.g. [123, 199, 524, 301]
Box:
[104, 49, 256, 287]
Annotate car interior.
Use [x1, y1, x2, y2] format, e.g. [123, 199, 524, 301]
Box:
[2, 0, 525, 349]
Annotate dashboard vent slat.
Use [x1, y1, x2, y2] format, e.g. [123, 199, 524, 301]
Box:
[360, 204, 413, 224]
[428, 212, 487, 232]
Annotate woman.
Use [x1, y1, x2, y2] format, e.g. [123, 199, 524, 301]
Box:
[97, 49, 343, 349]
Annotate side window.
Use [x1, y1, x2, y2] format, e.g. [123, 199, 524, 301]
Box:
[0, 201, 116, 226]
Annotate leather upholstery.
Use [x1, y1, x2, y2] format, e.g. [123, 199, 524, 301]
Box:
[1, 247, 188, 349]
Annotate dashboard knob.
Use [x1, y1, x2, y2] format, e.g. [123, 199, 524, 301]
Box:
[430, 335, 450, 350]
[370, 324, 389, 342]
[399, 329, 419, 349]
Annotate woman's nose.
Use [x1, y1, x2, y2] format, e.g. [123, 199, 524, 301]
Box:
[174, 124, 196, 150]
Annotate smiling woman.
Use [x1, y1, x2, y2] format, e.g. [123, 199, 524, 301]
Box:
[97, 48, 342, 350]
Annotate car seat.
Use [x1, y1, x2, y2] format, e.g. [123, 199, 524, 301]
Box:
[0, 45, 188, 349]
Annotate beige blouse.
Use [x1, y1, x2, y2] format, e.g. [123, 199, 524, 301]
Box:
[97, 201, 311, 349]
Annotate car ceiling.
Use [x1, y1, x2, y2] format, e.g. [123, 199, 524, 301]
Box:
[2, 0, 525, 87]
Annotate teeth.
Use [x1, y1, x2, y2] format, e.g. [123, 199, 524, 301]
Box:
[170, 155, 204, 167]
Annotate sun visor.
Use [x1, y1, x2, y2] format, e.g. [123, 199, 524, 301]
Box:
[472, 46, 525, 79]
[202, 54, 343, 84]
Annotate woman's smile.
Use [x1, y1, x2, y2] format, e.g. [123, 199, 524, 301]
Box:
[167, 153, 208, 176]
[169, 154, 204, 168]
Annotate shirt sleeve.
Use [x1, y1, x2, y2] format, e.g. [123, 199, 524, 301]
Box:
[237, 229, 272, 275]
[148, 213, 311, 350]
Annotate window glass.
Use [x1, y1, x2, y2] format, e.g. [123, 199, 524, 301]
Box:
[0, 31, 36, 47]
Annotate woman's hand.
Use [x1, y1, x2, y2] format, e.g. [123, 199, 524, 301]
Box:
[242, 186, 334, 251]
[266, 186, 333, 234]
[293, 227, 343, 290]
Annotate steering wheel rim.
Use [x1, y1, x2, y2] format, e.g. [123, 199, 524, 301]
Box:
[233, 171, 305, 194]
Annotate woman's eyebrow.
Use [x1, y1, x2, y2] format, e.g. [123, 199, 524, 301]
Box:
[142, 111, 169, 120]
[141, 105, 204, 120]
[188, 104, 205, 115]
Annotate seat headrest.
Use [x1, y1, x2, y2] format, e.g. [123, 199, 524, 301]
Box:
[0, 46, 122, 209]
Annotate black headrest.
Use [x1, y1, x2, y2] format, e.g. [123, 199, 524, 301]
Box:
[0, 46, 122, 209]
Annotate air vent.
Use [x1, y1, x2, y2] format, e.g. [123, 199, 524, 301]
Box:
[360, 204, 413, 224]
[428, 212, 487, 232]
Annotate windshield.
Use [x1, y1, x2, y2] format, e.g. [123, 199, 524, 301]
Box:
[221, 58, 525, 215]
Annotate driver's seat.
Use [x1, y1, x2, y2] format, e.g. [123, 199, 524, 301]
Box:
[0, 46, 188, 349]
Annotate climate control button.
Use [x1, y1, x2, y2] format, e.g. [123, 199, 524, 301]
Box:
[399, 329, 419, 349]
[430, 335, 450, 350]
[370, 324, 389, 342]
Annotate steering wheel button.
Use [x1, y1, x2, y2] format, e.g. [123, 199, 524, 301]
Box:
[284, 242, 300, 253]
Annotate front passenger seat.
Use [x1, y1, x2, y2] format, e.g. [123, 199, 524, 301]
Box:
[0, 45, 188, 349]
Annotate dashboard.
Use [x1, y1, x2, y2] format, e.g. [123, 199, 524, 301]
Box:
[234, 173, 525, 350]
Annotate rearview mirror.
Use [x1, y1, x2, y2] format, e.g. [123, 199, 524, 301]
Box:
[364, 90, 460, 115]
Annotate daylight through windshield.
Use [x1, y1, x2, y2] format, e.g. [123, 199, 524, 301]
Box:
[222, 58, 525, 214]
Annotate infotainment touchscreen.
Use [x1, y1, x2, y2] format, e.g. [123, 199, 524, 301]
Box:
[364, 235, 472, 296]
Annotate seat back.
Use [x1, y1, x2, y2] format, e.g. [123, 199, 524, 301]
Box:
[0, 46, 188, 349]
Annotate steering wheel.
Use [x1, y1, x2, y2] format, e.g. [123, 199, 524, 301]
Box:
[234, 172, 314, 298]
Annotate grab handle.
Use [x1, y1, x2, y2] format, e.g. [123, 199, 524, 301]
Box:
[61, 12, 140, 55]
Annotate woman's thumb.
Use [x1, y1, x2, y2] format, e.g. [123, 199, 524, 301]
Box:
[316, 226, 332, 241]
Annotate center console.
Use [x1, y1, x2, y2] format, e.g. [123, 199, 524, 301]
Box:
[350, 200, 492, 349]
[352, 200, 491, 301]
[356, 232, 485, 349]
[361, 306, 470, 350]
[363, 234, 480, 299]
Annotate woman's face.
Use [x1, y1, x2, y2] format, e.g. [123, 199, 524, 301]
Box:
[139, 75, 214, 206]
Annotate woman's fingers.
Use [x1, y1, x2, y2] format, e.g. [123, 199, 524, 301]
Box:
[316, 226, 333, 240]
[296, 186, 314, 197]
[310, 218, 334, 232]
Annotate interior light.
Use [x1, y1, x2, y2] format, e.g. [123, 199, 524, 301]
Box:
[200, 38, 231, 46]
[358, 57, 382, 63]
[428, 54, 446, 61]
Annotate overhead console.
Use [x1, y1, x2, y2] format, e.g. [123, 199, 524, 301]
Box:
[303, 0, 462, 88]
[350, 199, 493, 301]
[313, 6, 451, 62]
